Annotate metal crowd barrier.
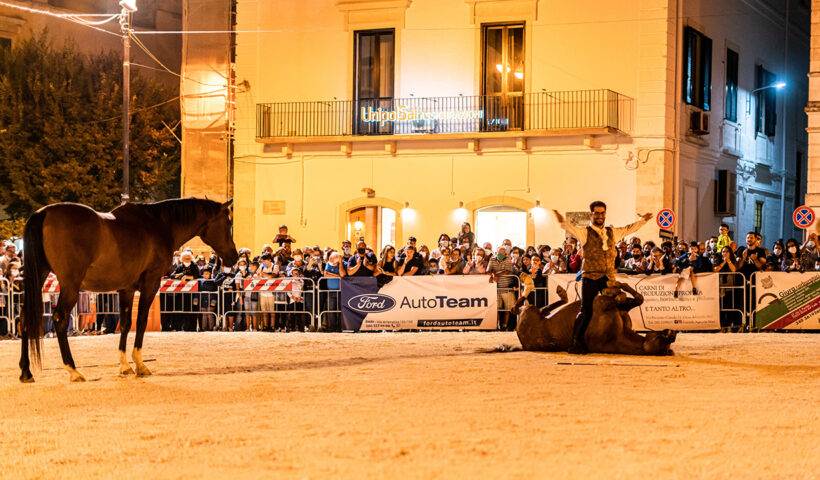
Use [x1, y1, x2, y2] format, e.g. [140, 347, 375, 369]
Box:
[221, 277, 316, 332]
[0, 270, 805, 337]
[158, 290, 216, 332]
[1, 277, 12, 336]
[316, 277, 342, 332]
[77, 291, 119, 333]
[717, 272, 747, 331]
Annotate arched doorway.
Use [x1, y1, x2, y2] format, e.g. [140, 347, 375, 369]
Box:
[475, 205, 527, 249]
[346, 206, 396, 251]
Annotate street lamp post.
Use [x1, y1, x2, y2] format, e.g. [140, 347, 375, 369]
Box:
[119, 0, 138, 203]
[745, 81, 786, 115]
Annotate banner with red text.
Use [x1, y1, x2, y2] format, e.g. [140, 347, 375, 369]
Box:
[546, 273, 720, 331]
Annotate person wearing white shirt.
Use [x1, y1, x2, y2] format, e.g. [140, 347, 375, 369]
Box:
[552, 201, 652, 354]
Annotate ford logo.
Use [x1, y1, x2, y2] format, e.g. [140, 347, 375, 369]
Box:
[347, 293, 396, 313]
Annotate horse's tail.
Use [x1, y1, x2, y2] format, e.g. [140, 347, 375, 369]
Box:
[23, 209, 50, 367]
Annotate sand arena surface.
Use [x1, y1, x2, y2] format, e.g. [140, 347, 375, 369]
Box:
[1, 331, 819, 479]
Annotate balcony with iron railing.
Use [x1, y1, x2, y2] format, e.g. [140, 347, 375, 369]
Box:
[256, 89, 634, 142]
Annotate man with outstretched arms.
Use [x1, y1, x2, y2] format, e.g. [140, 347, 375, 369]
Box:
[553, 201, 653, 354]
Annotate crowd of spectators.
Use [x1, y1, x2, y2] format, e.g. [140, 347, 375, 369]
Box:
[3, 221, 820, 337]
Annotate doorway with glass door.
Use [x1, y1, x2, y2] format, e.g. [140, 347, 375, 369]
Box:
[347, 206, 396, 253]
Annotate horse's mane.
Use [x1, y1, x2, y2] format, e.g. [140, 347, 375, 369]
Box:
[134, 197, 223, 226]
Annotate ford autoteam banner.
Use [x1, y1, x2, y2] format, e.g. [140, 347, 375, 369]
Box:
[341, 276, 498, 331]
[754, 272, 820, 330]
[546, 273, 720, 331]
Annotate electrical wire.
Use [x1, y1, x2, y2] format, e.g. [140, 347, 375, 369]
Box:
[83, 96, 180, 124]
[0, 1, 121, 36]
[128, 32, 229, 88]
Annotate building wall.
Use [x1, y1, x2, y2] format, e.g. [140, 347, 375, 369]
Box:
[677, 0, 810, 246]
[222, 0, 808, 252]
[229, 0, 675, 251]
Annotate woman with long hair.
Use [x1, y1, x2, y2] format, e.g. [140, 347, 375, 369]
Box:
[375, 245, 398, 284]
[457, 222, 475, 249]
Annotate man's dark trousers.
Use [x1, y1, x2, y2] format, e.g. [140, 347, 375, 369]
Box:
[571, 276, 609, 352]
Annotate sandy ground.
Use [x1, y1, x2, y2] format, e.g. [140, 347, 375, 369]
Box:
[0, 331, 819, 480]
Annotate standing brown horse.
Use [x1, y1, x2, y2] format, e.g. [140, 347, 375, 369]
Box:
[20, 198, 238, 383]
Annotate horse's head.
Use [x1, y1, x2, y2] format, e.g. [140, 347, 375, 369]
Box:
[199, 199, 239, 267]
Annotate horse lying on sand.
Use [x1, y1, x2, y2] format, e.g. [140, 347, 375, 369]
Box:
[20, 198, 238, 383]
[514, 281, 677, 355]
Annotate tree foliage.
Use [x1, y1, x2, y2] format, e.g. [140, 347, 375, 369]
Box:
[0, 31, 180, 219]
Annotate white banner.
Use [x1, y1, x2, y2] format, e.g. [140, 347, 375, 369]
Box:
[753, 272, 820, 330]
[344, 276, 498, 331]
[546, 273, 720, 331]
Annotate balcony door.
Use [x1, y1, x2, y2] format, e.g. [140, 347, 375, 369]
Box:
[354, 29, 395, 135]
[482, 24, 524, 131]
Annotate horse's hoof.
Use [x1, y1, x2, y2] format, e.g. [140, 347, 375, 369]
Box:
[136, 365, 152, 377]
[119, 365, 135, 376]
[19, 372, 34, 383]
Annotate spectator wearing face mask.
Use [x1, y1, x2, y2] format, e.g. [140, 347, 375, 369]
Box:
[432, 234, 451, 259]
[488, 246, 516, 331]
[781, 239, 802, 272]
[528, 255, 548, 307]
[286, 249, 307, 277]
[457, 222, 475, 250]
[544, 248, 567, 274]
[321, 252, 344, 332]
[463, 248, 488, 274]
[646, 247, 671, 275]
[768, 241, 784, 269]
[0, 241, 18, 275]
[800, 233, 819, 272]
[444, 248, 466, 275]
[622, 246, 646, 274]
[347, 241, 377, 276]
[167, 251, 202, 331]
[428, 258, 440, 275]
[340, 240, 353, 265]
[714, 246, 738, 273]
[417, 245, 431, 274]
[225, 258, 252, 331]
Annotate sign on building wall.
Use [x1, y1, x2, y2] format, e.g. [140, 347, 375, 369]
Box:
[262, 200, 286, 215]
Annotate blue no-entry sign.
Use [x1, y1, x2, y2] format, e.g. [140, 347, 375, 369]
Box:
[656, 209, 675, 230]
[793, 206, 815, 229]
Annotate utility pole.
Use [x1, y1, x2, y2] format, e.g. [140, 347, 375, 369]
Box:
[119, 1, 138, 203]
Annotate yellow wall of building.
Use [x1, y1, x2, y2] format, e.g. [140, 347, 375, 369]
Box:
[228, 0, 676, 252]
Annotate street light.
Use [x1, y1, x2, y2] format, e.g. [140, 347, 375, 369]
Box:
[119, 0, 136, 202]
[746, 81, 786, 115]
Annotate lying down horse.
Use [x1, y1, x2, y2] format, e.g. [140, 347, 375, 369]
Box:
[515, 281, 676, 355]
[20, 198, 238, 383]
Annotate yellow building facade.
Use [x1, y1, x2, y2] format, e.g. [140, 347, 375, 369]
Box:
[223, 0, 679, 252]
[192, 0, 807, 252]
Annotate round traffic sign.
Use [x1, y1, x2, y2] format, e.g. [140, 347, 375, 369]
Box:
[656, 209, 675, 230]
[793, 205, 816, 229]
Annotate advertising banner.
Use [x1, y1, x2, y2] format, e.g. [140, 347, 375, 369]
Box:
[341, 276, 498, 331]
[546, 273, 720, 331]
[754, 272, 820, 330]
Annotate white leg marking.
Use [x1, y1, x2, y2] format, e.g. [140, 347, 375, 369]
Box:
[64, 364, 86, 382]
[133, 347, 152, 376]
[119, 350, 134, 376]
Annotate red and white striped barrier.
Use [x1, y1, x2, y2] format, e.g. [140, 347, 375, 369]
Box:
[242, 278, 294, 291]
[43, 276, 60, 293]
[159, 279, 199, 292]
